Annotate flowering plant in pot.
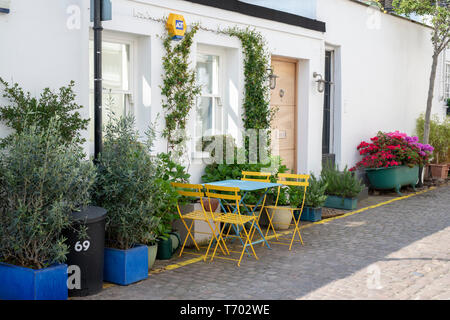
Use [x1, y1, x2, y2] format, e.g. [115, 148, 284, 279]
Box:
[350, 131, 434, 194]
[93, 115, 174, 284]
[0, 122, 96, 300]
[351, 131, 433, 171]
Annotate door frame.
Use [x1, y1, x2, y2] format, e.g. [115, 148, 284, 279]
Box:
[271, 55, 298, 173]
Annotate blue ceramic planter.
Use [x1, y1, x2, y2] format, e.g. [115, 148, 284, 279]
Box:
[0, 262, 68, 300]
[103, 244, 148, 286]
[324, 195, 358, 210]
[300, 207, 322, 222]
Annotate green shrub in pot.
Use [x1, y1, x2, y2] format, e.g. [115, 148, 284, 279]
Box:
[300, 174, 328, 222]
[93, 115, 169, 250]
[0, 121, 96, 270]
[321, 164, 364, 210]
[321, 164, 364, 199]
[304, 174, 328, 209]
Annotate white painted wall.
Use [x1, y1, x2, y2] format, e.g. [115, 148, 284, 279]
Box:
[316, 0, 447, 170]
[0, 0, 444, 182]
[0, 0, 91, 148]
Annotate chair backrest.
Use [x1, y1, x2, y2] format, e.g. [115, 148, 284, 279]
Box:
[273, 173, 310, 209]
[171, 182, 204, 199]
[241, 171, 271, 182]
[204, 184, 242, 216]
[277, 173, 310, 187]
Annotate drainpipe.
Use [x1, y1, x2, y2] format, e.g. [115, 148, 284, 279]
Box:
[93, 0, 103, 163]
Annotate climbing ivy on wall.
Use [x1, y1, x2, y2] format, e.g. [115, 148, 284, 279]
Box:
[226, 27, 274, 162]
[161, 24, 201, 157]
[226, 27, 274, 132]
[159, 21, 273, 162]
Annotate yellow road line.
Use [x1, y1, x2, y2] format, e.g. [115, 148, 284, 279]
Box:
[102, 186, 437, 289]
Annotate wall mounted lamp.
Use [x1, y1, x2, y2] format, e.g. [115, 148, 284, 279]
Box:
[267, 68, 279, 90]
[0, 0, 11, 14]
[313, 72, 327, 93]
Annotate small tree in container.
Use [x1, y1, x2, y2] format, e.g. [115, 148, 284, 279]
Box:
[93, 115, 178, 285]
[0, 121, 96, 300]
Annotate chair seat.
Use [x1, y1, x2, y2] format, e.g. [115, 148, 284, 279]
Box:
[215, 213, 256, 224]
[182, 210, 223, 221]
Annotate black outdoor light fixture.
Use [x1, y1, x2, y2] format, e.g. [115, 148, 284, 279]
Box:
[267, 68, 279, 90]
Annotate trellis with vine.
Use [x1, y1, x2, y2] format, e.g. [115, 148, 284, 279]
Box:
[160, 24, 201, 157]
[160, 20, 273, 161]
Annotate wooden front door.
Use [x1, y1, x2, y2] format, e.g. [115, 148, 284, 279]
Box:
[270, 57, 297, 172]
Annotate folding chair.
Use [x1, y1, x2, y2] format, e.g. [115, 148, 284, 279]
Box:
[205, 184, 259, 267]
[241, 171, 271, 182]
[263, 173, 310, 250]
[171, 182, 228, 262]
[241, 171, 272, 243]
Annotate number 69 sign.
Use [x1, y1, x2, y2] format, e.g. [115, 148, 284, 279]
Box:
[74, 240, 91, 252]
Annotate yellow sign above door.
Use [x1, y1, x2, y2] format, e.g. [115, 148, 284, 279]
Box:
[166, 13, 186, 40]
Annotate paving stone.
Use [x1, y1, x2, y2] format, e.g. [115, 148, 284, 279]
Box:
[77, 185, 450, 300]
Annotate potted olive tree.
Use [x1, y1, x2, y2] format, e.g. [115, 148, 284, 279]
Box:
[301, 174, 328, 222]
[94, 115, 176, 285]
[322, 164, 364, 210]
[0, 123, 96, 300]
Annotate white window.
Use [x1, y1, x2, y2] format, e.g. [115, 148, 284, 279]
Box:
[196, 48, 224, 139]
[445, 62, 450, 100]
[89, 38, 134, 139]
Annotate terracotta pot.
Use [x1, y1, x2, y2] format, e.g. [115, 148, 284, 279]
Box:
[428, 164, 449, 179]
[200, 197, 219, 212]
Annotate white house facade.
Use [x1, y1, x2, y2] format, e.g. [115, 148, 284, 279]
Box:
[0, 0, 447, 182]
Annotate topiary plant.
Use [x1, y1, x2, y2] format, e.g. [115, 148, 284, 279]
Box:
[0, 120, 96, 269]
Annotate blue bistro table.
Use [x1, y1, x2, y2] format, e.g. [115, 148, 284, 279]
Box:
[204, 180, 281, 250]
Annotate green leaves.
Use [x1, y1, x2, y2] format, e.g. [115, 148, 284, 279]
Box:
[321, 164, 364, 199]
[226, 27, 272, 132]
[0, 78, 89, 148]
[416, 113, 450, 163]
[0, 121, 96, 269]
[304, 174, 328, 208]
[93, 115, 181, 249]
[161, 24, 201, 156]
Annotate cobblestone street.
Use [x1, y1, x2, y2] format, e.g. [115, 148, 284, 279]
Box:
[82, 185, 450, 300]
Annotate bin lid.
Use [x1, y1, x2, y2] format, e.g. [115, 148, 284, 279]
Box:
[70, 206, 107, 224]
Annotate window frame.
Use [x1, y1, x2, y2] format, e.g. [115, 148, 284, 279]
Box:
[444, 62, 450, 100]
[196, 45, 226, 137]
[89, 32, 136, 118]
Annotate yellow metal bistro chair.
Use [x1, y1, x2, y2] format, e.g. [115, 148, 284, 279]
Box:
[241, 171, 271, 182]
[204, 184, 259, 267]
[241, 171, 272, 242]
[171, 182, 228, 261]
[263, 173, 310, 250]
